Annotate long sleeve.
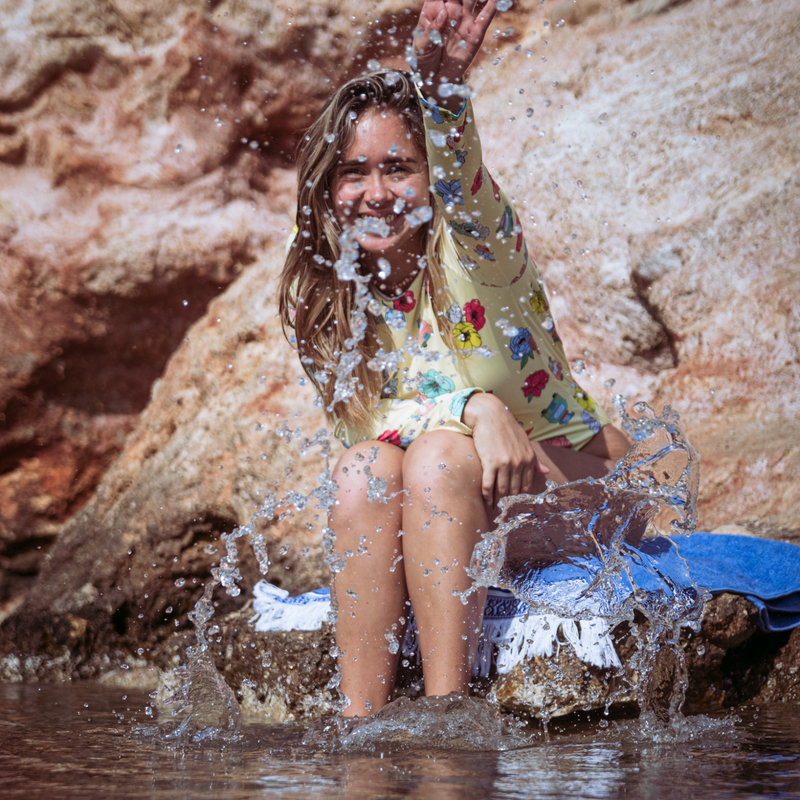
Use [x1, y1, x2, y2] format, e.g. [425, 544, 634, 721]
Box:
[418, 91, 528, 288]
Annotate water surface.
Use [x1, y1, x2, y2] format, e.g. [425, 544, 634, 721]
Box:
[1, 684, 799, 799]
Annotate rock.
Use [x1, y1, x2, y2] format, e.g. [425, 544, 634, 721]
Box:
[151, 608, 338, 723]
[489, 594, 782, 720]
[0, 252, 337, 677]
[755, 627, 800, 704]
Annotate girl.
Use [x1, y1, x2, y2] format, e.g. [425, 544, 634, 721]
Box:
[278, 0, 629, 716]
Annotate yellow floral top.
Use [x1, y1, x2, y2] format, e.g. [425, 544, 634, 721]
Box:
[330, 93, 609, 450]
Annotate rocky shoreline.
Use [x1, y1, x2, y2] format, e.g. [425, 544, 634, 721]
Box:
[2, 0, 799, 721]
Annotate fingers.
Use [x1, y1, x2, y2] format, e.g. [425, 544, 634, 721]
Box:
[482, 464, 496, 508]
[475, 0, 498, 30]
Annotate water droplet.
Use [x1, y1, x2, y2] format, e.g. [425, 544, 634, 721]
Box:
[325, 132, 336, 143]
[604, 378, 616, 389]
[573, 360, 586, 374]
[544, 99, 551, 108]
[497, 0, 513, 11]
[377, 257, 392, 280]
[526, 107, 533, 117]
[174, 144, 183, 153]
[174, 578, 186, 588]
[598, 113, 607, 124]
[366, 59, 381, 71]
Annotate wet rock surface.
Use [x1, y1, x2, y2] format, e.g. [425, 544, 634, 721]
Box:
[488, 593, 787, 720]
[1, 0, 799, 714]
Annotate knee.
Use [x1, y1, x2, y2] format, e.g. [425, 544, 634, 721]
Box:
[332, 441, 404, 506]
[402, 430, 482, 496]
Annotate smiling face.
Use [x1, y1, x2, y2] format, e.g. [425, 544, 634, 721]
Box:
[330, 109, 431, 283]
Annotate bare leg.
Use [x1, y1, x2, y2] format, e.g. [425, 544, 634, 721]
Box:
[329, 441, 406, 717]
[582, 423, 632, 462]
[402, 431, 489, 698]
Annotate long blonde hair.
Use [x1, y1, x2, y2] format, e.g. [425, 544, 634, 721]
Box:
[278, 70, 452, 433]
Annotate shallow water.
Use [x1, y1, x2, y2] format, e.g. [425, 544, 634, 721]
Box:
[2, 684, 799, 799]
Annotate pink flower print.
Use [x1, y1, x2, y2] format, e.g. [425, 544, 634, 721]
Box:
[522, 370, 550, 402]
[463, 299, 486, 331]
[394, 290, 416, 313]
[378, 430, 402, 447]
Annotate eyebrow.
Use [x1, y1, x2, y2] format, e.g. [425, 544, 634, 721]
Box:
[336, 156, 417, 167]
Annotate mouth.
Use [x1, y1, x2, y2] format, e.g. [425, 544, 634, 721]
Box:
[358, 212, 399, 224]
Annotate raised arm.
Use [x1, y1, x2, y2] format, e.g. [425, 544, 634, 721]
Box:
[412, 0, 498, 113]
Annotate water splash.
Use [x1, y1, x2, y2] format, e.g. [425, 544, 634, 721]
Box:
[301, 694, 534, 753]
[468, 398, 705, 730]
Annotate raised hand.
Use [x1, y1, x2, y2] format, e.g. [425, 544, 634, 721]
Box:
[412, 0, 498, 87]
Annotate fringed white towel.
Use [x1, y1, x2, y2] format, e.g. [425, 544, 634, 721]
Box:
[251, 582, 332, 632]
[251, 581, 620, 676]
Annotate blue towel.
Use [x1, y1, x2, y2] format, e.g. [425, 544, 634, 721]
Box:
[477, 532, 800, 634]
[669, 533, 800, 632]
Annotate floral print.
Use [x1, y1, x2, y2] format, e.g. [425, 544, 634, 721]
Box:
[393, 290, 416, 313]
[449, 220, 490, 241]
[434, 179, 464, 206]
[582, 410, 602, 434]
[418, 369, 455, 399]
[509, 327, 539, 370]
[453, 321, 482, 350]
[573, 383, 597, 413]
[548, 357, 563, 381]
[522, 370, 549, 401]
[463, 299, 486, 331]
[475, 243, 495, 261]
[378, 429, 402, 447]
[449, 388, 476, 419]
[530, 290, 548, 314]
[471, 166, 484, 195]
[496, 206, 514, 237]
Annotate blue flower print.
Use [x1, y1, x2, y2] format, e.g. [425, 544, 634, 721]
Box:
[418, 369, 455, 399]
[509, 327, 537, 370]
[385, 309, 406, 330]
[454, 149, 467, 167]
[420, 96, 445, 124]
[582, 410, 602, 434]
[434, 179, 464, 206]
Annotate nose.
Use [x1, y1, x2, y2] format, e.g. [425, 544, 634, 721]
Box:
[364, 170, 390, 206]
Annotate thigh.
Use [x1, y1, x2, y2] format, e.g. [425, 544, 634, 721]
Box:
[532, 439, 613, 485]
[581, 424, 632, 462]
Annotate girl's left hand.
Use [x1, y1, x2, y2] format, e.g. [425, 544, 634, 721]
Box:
[413, 0, 498, 87]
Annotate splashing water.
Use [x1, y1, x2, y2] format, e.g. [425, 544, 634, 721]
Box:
[468, 397, 705, 730]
